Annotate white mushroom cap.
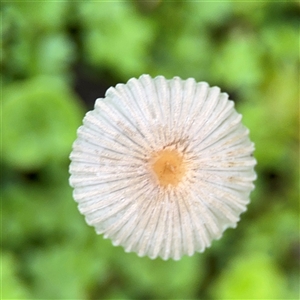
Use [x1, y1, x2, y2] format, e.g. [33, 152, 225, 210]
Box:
[69, 75, 256, 260]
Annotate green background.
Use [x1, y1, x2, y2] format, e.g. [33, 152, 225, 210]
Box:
[2, 1, 299, 299]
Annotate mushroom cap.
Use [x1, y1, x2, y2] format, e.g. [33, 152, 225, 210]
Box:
[69, 75, 256, 260]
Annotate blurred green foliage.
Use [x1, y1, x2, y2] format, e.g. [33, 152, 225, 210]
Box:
[1, 1, 299, 299]
[3, 77, 83, 170]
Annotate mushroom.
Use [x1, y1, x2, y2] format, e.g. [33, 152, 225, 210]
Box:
[69, 75, 256, 260]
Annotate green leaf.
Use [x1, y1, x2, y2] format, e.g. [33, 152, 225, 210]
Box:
[79, 2, 155, 78]
[2, 76, 84, 170]
[211, 34, 263, 91]
[6, 1, 70, 32]
[115, 254, 204, 299]
[30, 33, 76, 78]
[209, 252, 290, 299]
[1, 253, 31, 299]
[27, 244, 108, 299]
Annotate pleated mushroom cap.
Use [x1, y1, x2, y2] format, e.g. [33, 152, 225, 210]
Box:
[69, 75, 257, 260]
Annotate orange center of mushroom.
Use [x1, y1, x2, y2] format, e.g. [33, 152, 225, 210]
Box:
[151, 149, 186, 187]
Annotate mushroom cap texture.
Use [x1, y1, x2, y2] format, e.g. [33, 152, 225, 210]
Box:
[69, 75, 256, 260]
